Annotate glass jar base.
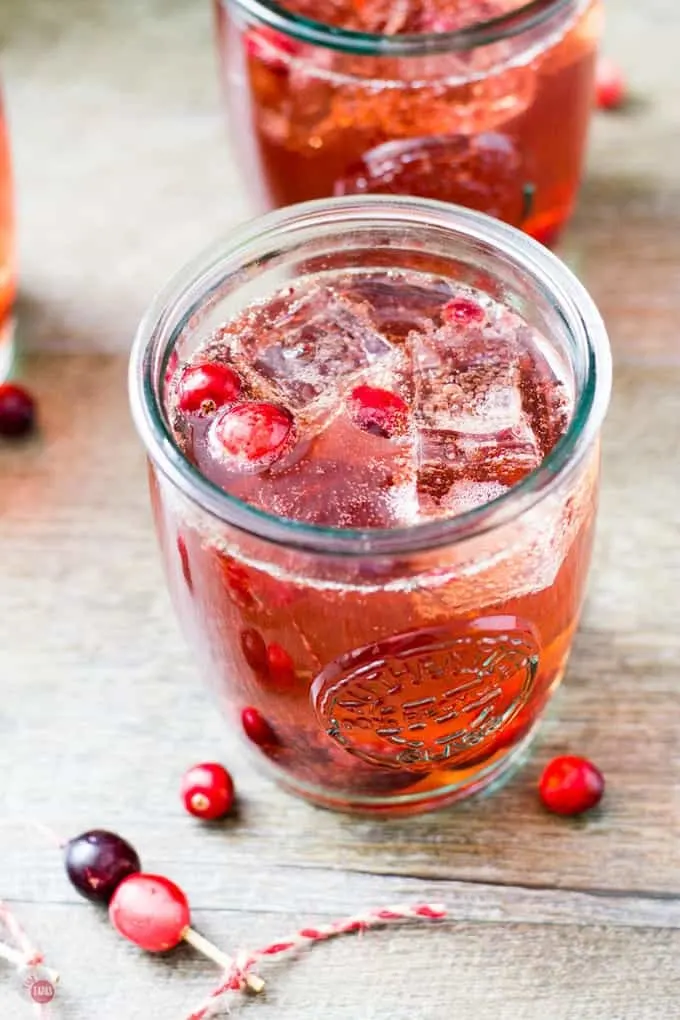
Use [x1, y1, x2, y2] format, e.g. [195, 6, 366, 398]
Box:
[243, 721, 542, 817]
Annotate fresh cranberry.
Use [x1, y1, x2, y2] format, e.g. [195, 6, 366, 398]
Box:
[177, 536, 193, 591]
[241, 628, 268, 672]
[220, 555, 257, 610]
[109, 873, 190, 952]
[211, 401, 294, 470]
[348, 385, 409, 439]
[181, 762, 235, 820]
[266, 643, 296, 688]
[64, 830, 141, 904]
[241, 707, 277, 747]
[595, 57, 626, 110]
[0, 383, 36, 438]
[539, 755, 605, 816]
[177, 362, 242, 415]
[442, 296, 486, 325]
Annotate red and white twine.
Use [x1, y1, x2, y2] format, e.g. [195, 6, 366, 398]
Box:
[185, 902, 447, 1019]
[0, 900, 58, 1013]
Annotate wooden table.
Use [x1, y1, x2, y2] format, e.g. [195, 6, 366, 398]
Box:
[1, 2, 679, 1018]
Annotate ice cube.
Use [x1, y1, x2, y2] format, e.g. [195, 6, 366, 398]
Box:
[230, 285, 395, 415]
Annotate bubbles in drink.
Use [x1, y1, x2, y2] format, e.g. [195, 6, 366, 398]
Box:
[167, 269, 572, 529]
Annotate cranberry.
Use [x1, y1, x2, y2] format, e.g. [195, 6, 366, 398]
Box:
[595, 57, 626, 110]
[181, 762, 235, 820]
[64, 830, 141, 904]
[177, 363, 242, 415]
[220, 555, 257, 610]
[442, 297, 486, 325]
[109, 873, 190, 952]
[210, 401, 294, 470]
[0, 383, 36, 438]
[266, 643, 296, 688]
[539, 755, 605, 816]
[241, 707, 277, 747]
[177, 536, 193, 591]
[241, 627, 268, 672]
[348, 385, 409, 439]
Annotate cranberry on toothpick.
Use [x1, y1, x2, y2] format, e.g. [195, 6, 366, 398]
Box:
[538, 755, 605, 816]
[64, 829, 141, 903]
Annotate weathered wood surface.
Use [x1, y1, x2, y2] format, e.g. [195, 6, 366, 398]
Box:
[1, 1, 680, 1018]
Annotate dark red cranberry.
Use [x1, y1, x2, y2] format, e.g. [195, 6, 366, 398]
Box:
[0, 383, 36, 438]
[181, 762, 235, 820]
[539, 755, 605, 816]
[348, 385, 409, 439]
[442, 297, 485, 325]
[241, 628, 268, 672]
[266, 643, 296, 688]
[211, 401, 294, 470]
[177, 363, 242, 415]
[64, 830, 141, 903]
[595, 57, 626, 110]
[241, 707, 277, 747]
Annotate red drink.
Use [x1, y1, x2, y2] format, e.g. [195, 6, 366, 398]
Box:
[216, 0, 602, 243]
[0, 90, 15, 380]
[131, 197, 610, 813]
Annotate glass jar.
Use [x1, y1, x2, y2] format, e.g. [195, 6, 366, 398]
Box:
[0, 85, 16, 381]
[215, 0, 602, 243]
[130, 195, 611, 814]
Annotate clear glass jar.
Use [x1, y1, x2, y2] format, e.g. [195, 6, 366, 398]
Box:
[0, 85, 16, 381]
[130, 195, 611, 814]
[215, 0, 602, 244]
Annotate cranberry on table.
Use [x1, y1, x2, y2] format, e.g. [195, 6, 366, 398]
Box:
[347, 385, 409, 439]
[64, 830, 141, 903]
[109, 873, 190, 952]
[538, 755, 605, 816]
[177, 362, 242, 415]
[181, 762, 235, 820]
[210, 401, 295, 470]
[0, 383, 36, 438]
[595, 57, 626, 110]
[242, 706, 277, 747]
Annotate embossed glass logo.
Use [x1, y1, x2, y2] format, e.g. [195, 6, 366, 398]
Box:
[311, 616, 540, 771]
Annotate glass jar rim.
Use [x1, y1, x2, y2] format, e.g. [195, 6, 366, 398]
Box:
[221, 0, 579, 57]
[129, 195, 611, 558]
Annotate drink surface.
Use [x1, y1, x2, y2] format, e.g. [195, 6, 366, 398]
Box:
[168, 270, 572, 530]
[275, 0, 524, 34]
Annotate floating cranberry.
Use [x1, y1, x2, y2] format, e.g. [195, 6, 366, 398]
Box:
[64, 830, 141, 904]
[241, 628, 268, 672]
[442, 296, 486, 326]
[595, 57, 626, 110]
[242, 706, 277, 747]
[177, 536, 193, 591]
[109, 873, 190, 952]
[348, 385, 409, 439]
[210, 401, 294, 470]
[538, 755, 605, 816]
[177, 363, 242, 415]
[0, 383, 36, 438]
[181, 762, 235, 820]
[266, 643, 296, 688]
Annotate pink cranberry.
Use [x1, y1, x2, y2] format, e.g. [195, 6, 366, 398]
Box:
[109, 874, 190, 952]
[442, 297, 486, 325]
[241, 628, 268, 672]
[266, 643, 296, 688]
[348, 385, 409, 439]
[181, 762, 235, 820]
[241, 707, 277, 747]
[539, 755, 605, 816]
[595, 57, 626, 110]
[177, 363, 242, 415]
[211, 401, 295, 470]
[0, 383, 36, 438]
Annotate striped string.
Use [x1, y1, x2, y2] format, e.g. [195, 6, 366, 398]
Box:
[185, 902, 447, 1019]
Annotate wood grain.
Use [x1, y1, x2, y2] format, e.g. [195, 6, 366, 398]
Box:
[1, 1, 680, 1018]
